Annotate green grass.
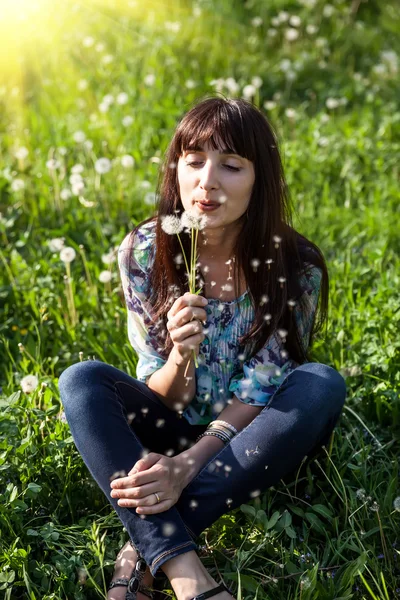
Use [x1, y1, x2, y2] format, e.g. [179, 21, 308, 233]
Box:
[0, 0, 399, 598]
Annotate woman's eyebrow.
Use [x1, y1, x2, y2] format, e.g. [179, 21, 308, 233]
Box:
[184, 145, 239, 157]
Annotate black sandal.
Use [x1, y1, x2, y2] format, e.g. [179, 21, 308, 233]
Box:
[189, 582, 233, 600]
[108, 543, 154, 600]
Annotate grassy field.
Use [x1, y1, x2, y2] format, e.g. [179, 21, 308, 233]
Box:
[0, 0, 399, 598]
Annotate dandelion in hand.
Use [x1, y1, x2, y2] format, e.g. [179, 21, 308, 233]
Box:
[161, 210, 208, 373]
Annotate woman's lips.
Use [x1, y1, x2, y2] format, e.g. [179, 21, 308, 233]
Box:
[197, 202, 220, 211]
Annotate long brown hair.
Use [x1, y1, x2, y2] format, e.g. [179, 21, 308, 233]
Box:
[123, 95, 329, 365]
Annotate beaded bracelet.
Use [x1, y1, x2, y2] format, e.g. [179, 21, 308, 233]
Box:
[196, 430, 230, 444]
[208, 423, 235, 437]
[212, 419, 238, 435]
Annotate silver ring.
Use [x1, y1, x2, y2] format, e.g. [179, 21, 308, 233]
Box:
[154, 492, 161, 504]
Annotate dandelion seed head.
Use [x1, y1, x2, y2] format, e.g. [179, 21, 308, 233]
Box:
[121, 155, 135, 168]
[20, 374, 39, 393]
[122, 115, 134, 127]
[11, 178, 25, 192]
[99, 270, 112, 283]
[116, 92, 129, 105]
[73, 131, 86, 143]
[393, 497, 400, 511]
[369, 501, 379, 512]
[47, 237, 65, 253]
[161, 215, 184, 235]
[60, 247, 76, 263]
[15, 146, 29, 160]
[95, 158, 112, 174]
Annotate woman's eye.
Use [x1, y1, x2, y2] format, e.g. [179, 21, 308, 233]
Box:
[186, 162, 240, 172]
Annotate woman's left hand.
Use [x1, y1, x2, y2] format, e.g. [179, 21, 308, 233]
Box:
[109, 452, 188, 514]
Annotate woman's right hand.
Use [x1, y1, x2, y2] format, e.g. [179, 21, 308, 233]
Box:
[166, 292, 208, 366]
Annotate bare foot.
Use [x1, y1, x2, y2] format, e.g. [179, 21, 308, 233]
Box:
[107, 541, 154, 600]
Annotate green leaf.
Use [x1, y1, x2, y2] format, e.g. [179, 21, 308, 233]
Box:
[240, 504, 256, 518]
[286, 526, 297, 539]
[311, 504, 334, 519]
[27, 529, 39, 536]
[304, 512, 326, 535]
[26, 482, 42, 494]
[266, 510, 280, 530]
[287, 504, 305, 518]
[280, 509, 292, 528]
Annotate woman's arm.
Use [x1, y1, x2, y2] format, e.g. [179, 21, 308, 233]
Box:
[173, 395, 263, 487]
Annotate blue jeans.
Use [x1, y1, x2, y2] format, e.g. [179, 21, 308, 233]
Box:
[58, 360, 346, 577]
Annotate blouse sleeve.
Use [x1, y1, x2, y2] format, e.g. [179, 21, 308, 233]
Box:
[228, 263, 323, 407]
[117, 230, 167, 383]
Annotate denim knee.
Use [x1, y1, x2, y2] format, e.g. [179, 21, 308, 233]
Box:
[58, 360, 107, 418]
[294, 362, 346, 418]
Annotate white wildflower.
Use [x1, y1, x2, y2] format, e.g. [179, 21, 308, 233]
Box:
[161, 215, 184, 235]
[82, 36, 95, 47]
[251, 17, 263, 27]
[278, 11, 289, 23]
[326, 97, 340, 109]
[95, 42, 105, 52]
[285, 28, 299, 41]
[267, 28, 278, 37]
[289, 15, 301, 27]
[102, 54, 114, 65]
[393, 497, 400, 511]
[224, 77, 239, 93]
[122, 115, 134, 127]
[95, 158, 112, 174]
[15, 147, 29, 160]
[21, 374, 39, 394]
[99, 102, 110, 113]
[185, 79, 196, 89]
[71, 164, 84, 175]
[99, 270, 112, 283]
[116, 92, 129, 105]
[120, 155, 135, 168]
[322, 4, 335, 17]
[48, 238, 65, 252]
[102, 94, 114, 105]
[251, 76, 263, 88]
[60, 189, 72, 201]
[11, 179, 25, 192]
[306, 24, 318, 35]
[84, 140, 93, 150]
[46, 159, 61, 170]
[144, 74, 156, 86]
[60, 247, 76, 263]
[264, 101, 277, 110]
[242, 84, 257, 99]
[72, 181, 85, 195]
[285, 108, 297, 119]
[73, 131, 86, 143]
[144, 192, 156, 205]
[101, 251, 116, 265]
[77, 79, 88, 91]
[280, 59, 292, 72]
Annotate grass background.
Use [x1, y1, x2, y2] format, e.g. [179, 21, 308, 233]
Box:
[0, 0, 399, 598]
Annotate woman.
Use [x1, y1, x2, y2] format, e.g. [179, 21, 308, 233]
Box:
[59, 96, 346, 600]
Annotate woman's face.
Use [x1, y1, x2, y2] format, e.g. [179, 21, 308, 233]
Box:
[177, 139, 255, 229]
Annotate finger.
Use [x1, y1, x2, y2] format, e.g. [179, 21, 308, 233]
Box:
[110, 471, 158, 489]
[111, 482, 159, 499]
[134, 452, 162, 472]
[136, 501, 171, 514]
[168, 294, 207, 320]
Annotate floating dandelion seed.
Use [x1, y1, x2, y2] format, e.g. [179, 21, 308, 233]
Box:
[20, 374, 39, 394]
[281, 349, 288, 359]
[162, 522, 176, 537]
[224, 464, 232, 473]
[265, 258, 273, 270]
[263, 313, 272, 322]
[165, 449, 175, 457]
[287, 299, 296, 309]
[278, 276, 286, 288]
[250, 258, 261, 271]
[250, 489, 261, 498]
[226, 498, 233, 506]
[155, 418, 165, 428]
[260, 294, 269, 306]
[190, 499, 198, 510]
[60, 247, 76, 263]
[277, 328, 288, 341]
[110, 470, 127, 481]
[273, 235, 282, 248]
[127, 413, 135, 425]
[141, 407, 149, 416]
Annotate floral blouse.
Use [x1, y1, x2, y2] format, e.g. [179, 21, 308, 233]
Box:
[118, 220, 323, 426]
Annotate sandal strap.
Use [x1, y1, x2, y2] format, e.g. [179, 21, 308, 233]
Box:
[190, 583, 232, 600]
